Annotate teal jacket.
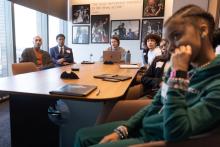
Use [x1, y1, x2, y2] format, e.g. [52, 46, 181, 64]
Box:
[124, 55, 220, 142]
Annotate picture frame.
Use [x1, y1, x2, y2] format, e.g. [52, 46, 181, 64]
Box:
[140, 19, 163, 49]
[111, 19, 140, 40]
[72, 25, 90, 44]
[142, 0, 165, 17]
[91, 14, 110, 43]
[72, 4, 90, 24]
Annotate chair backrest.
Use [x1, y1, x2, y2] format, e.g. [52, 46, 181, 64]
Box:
[12, 62, 38, 75]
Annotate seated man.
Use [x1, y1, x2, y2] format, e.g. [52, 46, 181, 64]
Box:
[102, 36, 126, 63]
[20, 35, 54, 70]
[74, 5, 220, 147]
[50, 34, 74, 66]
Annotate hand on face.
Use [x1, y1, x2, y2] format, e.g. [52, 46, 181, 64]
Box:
[99, 132, 120, 144]
[171, 45, 192, 71]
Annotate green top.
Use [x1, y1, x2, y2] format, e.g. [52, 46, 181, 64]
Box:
[124, 55, 220, 142]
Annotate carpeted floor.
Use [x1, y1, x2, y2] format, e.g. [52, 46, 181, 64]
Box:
[0, 100, 11, 147]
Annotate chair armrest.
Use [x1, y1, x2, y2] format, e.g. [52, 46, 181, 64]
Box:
[130, 131, 220, 147]
[130, 141, 166, 147]
[105, 99, 152, 122]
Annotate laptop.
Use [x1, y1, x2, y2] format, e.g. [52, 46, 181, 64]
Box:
[103, 51, 121, 63]
[50, 84, 97, 96]
[94, 74, 132, 81]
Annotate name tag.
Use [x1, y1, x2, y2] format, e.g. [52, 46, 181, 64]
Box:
[66, 50, 71, 54]
[156, 61, 164, 68]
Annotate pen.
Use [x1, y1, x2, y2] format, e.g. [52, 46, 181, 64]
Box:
[96, 89, 101, 96]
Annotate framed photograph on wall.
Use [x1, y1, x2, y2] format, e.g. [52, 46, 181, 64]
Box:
[142, 0, 165, 17]
[111, 20, 140, 40]
[91, 14, 110, 43]
[72, 4, 90, 24]
[140, 19, 163, 49]
[72, 25, 90, 44]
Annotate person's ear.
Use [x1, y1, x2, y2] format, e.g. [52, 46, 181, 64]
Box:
[200, 23, 208, 39]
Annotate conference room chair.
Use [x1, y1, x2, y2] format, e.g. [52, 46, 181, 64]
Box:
[103, 99, 220, 147]
[11, 62, 64, 122]
[11, 62, 38, 75]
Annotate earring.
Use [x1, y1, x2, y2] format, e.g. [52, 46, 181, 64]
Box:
[201, 32, 207, 39]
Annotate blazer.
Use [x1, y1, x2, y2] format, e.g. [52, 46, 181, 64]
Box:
[50, 45, 74, 66]
[141, 55, 168, 91]
[20, 48, 54, 70]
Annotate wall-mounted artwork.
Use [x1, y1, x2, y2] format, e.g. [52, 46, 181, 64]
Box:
[91, 14, 110, 43]
[111, 20, 140, 40]
[140, 19, 163, 49]
[72, 4, 90, 24]
[143, 0, 165, 17]
[72, 25, 90, 44]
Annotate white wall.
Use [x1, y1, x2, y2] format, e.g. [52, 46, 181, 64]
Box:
[208, 0, 220, 27]
[67, 0, 210, 63]
[67, 0, 174, 63]
[172, 0, 209, 13]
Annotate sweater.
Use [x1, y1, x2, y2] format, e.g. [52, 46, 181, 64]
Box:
[141, 55, 168, 91]
[20, 48, 54, 70]
[124, 55, 220, 142]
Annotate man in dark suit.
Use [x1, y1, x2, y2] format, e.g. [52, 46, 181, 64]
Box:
[50, 34, 74, 66]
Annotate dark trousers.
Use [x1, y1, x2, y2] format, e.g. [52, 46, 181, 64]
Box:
[74, 121, 145, 147]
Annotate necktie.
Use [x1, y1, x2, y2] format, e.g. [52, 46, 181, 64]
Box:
[60, 47, 64, 54]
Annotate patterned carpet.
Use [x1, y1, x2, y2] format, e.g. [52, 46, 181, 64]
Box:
[0, 100, 11, 147]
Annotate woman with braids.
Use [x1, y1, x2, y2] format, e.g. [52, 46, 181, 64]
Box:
[74, 5, 220, 147]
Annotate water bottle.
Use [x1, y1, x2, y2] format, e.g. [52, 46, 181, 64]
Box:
[125, 50, 131, 64]
[89, 53, 93, 62]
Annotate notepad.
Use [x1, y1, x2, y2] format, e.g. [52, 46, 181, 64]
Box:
[50, 84, 97, 96]
[119, 64, 139, 69]
[81, 61, 95, 64]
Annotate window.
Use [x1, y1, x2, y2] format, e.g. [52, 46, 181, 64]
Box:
[48, 15, 68, 49]
[0, 0, 13, 77]
[49, 15, 60, 48]
[14, 4, 37, 62]
[0, 1, 68, 76]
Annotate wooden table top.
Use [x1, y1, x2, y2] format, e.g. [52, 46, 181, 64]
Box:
[0, 62, 139, 101]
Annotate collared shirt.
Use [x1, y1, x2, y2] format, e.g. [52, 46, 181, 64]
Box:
[58, 46, 64, 54]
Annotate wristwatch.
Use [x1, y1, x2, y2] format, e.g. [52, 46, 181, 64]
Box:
[170, 69, 188, 78]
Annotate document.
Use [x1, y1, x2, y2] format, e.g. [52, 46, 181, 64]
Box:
[119, 64, 139, 69]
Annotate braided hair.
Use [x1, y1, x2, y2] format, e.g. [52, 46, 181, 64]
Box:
[164, 5, 215, 42]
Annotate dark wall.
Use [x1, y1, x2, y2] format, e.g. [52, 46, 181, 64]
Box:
[8, 0, 67, 20]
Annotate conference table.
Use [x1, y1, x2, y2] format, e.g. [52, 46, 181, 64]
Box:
[0, 62, 139, 147]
